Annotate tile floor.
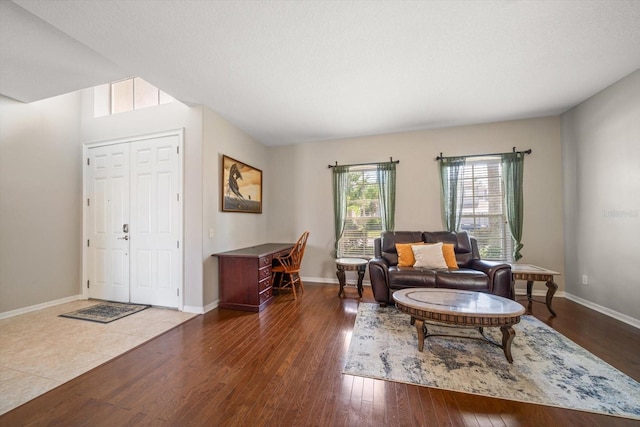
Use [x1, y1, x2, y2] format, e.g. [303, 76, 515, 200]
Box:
[0, 300, 197, 415]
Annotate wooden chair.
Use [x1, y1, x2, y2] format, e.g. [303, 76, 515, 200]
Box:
[272, 231, 309, 300]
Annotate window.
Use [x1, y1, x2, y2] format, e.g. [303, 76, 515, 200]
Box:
[337, 167, 383, 258]
[94, 77, 175, 117]
[458, 157, 514, 261]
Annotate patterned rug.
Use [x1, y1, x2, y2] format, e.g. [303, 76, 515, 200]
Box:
[344, 303, 640, 420]
[59, 302, 150, 323]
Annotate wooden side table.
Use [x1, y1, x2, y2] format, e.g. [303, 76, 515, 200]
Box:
[510, 264, 561, 316]
[335, 258, 368, 298]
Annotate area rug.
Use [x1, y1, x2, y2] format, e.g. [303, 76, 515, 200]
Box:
[343, 303, 640, 420]
[59, 302, 150, 323]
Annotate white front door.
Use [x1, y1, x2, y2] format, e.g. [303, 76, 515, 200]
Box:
[85, 132, 183, 308]
[86, 143, 130, 303]
[129, 135, 182, 307]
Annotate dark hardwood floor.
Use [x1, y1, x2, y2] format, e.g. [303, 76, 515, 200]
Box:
[2, 283, 639, 426]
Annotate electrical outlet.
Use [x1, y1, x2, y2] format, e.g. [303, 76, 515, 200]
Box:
[209, 228, 215, 239]
[582, 275, 589, 285]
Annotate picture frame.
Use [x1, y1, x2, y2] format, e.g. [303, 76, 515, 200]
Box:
[221, 155, 262, 213]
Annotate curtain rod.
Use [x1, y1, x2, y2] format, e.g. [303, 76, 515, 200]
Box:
[327, 157, 400, 169]
[435, 147, 532, 161]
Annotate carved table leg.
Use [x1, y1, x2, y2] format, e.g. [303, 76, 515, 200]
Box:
[526, 280, 534, 302]
[545, 280, 558, 316]
[356, 267, 364, 297]
[336, 267, 346, 297]
[414, 318, 425, 352]
[500, 325, 516, 363]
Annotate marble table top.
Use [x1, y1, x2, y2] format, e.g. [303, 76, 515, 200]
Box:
[335, 258, 368, 266]
[393, 288, 525, 318]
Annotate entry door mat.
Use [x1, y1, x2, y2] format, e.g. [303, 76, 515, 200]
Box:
[344, 303, 640, 420]
[59, 302, 151, 323]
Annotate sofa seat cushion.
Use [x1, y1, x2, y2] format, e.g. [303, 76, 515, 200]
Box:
[388, 267, 437, 288]
[435, 269, 489, 292]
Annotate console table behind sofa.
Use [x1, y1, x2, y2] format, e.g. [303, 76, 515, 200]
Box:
[213, 243, 293, 312]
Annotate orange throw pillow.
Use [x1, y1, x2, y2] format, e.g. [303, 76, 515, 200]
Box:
[442, 243, 459, 269]
[396, 242, 424, 267]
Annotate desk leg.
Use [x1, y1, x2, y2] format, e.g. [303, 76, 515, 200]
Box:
[414, 318, 425, 352]
[545, 280, 558, 316]
[526, 281, 534, 302]
[356, 268, 364, 297]
[337, 268, 345, 297]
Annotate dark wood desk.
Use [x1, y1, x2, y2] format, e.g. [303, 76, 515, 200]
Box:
[213, 243, 293, 312]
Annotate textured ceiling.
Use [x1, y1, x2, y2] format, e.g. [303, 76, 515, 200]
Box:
[3, 0, 640, 145]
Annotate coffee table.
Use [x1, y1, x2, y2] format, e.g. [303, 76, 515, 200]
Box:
[393, 288, 526, 363]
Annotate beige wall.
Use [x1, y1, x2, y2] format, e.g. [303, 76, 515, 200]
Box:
[5, 72, 637, 324]
[0, 93, 83, 313]
[561, 69, 640, 323]
[202, 107, 269, 307]
[267, 117, 566, 294]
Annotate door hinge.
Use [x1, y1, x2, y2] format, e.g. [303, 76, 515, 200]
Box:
[87, 198, 90, 207]
[177, 241, 180, 249]
[87, 280, 90, 288]
[177, 193, 180, 202]
[87, 158, 90, 166]
[176, 146, 179, 155]
[177, 289, 180, 297]
[87, 239, 90, 247]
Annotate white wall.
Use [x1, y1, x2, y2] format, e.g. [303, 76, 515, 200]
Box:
[79, 89, 205, 310]
[202, 108, 269, 307]
[267, 117, 566, 293]
[0, 93, 82, 312]
[561, 69, 640, 322]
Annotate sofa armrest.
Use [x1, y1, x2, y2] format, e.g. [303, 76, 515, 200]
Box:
[469, 260, 514, 299]
[368, 257, 392, 305]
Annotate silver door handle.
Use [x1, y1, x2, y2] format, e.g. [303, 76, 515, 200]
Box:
[118, 235, 129, 240]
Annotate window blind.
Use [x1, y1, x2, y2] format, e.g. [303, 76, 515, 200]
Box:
[459, 157, 514, 261]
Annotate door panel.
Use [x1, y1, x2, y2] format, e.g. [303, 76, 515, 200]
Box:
[129, 135, 181, 307]
[85, 134, 182, 308]
[86, 144, 130, 302]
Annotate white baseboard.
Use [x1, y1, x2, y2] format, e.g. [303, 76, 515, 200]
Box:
[302, 276, 371, 286]
[203, 300, 218, 314]
[564, 292, 640, 330]
[514, 289, 567, 298]
[182, 305, 204, 314]
[183, 300, 218, 314]
[0, 294, 83, 320]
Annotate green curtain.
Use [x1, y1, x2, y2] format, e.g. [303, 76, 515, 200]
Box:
[439, 157, 466, 232]
[376, 162, 397, 232]
[502, 152, 525, 260]
[332, 165, 350, 256]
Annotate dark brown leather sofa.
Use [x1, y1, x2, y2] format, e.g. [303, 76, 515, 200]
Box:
[368, 231, 513, 305]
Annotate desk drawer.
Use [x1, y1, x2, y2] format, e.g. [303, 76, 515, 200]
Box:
[258, 266, 271, 281]
[259, 276, 271, 292]
[259, 288, 272, 304]
[259, 256, 272, 268]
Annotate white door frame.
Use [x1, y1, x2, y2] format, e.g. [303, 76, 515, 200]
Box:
[82, 128, 184, 309]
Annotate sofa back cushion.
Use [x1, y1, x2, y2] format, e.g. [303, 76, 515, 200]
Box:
[379, 230, 477, 267]
[380, 231, 423, 265]
[423, 231, 476, 267]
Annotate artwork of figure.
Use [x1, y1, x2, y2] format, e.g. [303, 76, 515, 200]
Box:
[222, 156, 262, 213]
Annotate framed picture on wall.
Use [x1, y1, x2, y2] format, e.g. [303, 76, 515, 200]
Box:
[221, 155, 262, 213]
